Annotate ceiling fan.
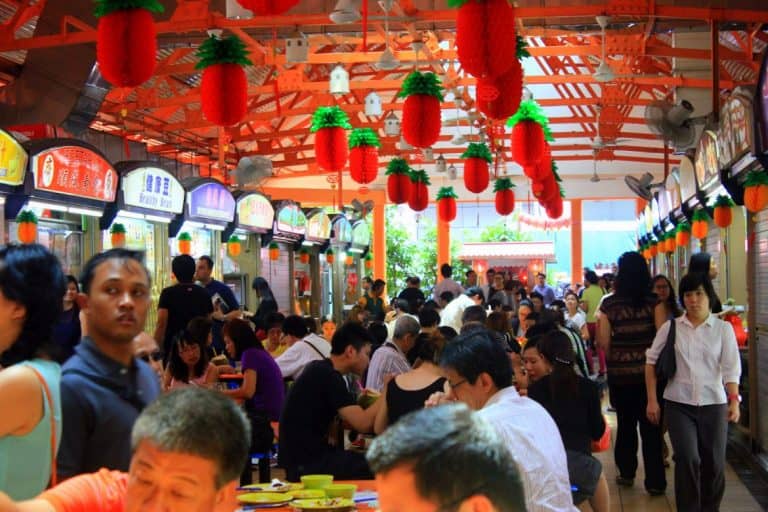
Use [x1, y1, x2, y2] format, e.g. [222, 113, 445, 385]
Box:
[592, 16, 656, 83]
[589, 150, 617, 183]
[590, 105, 631, 149]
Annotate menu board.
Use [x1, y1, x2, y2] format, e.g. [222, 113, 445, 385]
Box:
[237, 193, 273, 231]
[351, 221, 371, 247]
[187, 182, 235, 222]
[122, 167, 184, 214]
[666, 170, 681, 211]
[0, 130, 27, 186]
[694, 131, 720, 191]
[331, 216, 353, 244]
[275, 202, 306, 235]
[678, 155, 697, 202]
[32, 146, 117, 201]
[306, 211, 331, 240]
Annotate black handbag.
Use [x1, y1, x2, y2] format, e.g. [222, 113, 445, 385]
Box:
[654, 319, 677, 381]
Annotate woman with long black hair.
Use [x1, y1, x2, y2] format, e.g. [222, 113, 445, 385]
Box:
[251, 276, 278, 332]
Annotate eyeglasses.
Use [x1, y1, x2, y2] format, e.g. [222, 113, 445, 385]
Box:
[448, 379, 467, 390]
[139, 350, 162, 362]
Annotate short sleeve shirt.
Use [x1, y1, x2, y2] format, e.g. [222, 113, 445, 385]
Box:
[278, 359, 355, 469]
[40, 469, 128, 512]
[157, 283, 213, 353]
[241, 348, 285, 420]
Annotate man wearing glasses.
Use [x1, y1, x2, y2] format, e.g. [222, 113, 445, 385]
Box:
[427, 329, 576, 512]
[367, 403, 527, 512]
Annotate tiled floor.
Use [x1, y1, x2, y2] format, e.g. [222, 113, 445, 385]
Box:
[593, 410, 764, 512]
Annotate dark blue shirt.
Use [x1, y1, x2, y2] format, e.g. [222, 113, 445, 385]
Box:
[203, 279, 239, 354]
[56, 338, 161, 479]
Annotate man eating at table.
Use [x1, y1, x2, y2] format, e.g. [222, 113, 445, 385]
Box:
[0, 388, 249, 512]
[279, 322, 383, 481]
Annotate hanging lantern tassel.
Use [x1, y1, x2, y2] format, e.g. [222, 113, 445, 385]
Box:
[508, 99, 552, 169]
[349, 128, 381, 185]
[436, 186, 458, 223]
[177, 232, 192, 255]
[461, 142, 492, 194]
[743, 170, 768, 213]
[386, 158, 413, 204]
[494, 177, 516, 215]
[453, 0, 517, 79]
[675, 222, 691, 247]
[110, 222, 127, 248]
[398, 71, 444, 148]
[311, 106, 352, 171]
[326, 248, 335, 264]
[407, 169, 431, 212]
[268, 242, 280, 261]
[196, 35, 252, 126]
[95, 0, 163, 87]
[16, 210, 38, 244]
[227, 235, 242, 257]
[691, 209, 709, 239]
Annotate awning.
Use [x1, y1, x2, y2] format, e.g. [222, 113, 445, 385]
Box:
[458, 241, 556, 263]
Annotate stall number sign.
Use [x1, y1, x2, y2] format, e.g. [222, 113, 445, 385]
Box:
[188, 182, 235, 222]
[32, 146, 117, 201]
[122, 167, 184, 214]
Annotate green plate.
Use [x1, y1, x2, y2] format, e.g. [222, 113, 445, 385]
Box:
[288, 489, 326, 500]
[238, 492, 292, 505]
[239, 482, 303, 493]
[291, 498, 355, 511]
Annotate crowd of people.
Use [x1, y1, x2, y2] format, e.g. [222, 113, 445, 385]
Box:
[0, 244, 742, 512]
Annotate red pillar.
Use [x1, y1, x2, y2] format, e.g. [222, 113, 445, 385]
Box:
[570, 199, 583, 284]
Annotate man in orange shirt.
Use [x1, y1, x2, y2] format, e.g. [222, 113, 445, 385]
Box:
[0, 388, 248, 512]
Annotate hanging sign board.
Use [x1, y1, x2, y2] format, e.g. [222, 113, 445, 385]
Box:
[666, 170, 681, 212]
[638, 212, 647, 238]
[351, 221, 371, 247]
[657, 188, 671, 224]
[644, 204, 654, 234]
[32, 146, 117, 201]
[650, 196, 661, 231]
[719, 94, 753, 169]
[678, 155, 697, 203]
[237, 193, 274, 231]
[694, 130, 720, 192]
[331, 216, 353, 244]
[122, 167, 184, 214]
[0, 130, 27, 186]
[275, 202, 306, 235]
[306, 210, 331, 240]
[187, 182, 235, 222]
[758, 50, 768, 155]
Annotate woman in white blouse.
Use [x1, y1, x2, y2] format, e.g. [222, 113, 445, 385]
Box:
[644, 272, 741, 512]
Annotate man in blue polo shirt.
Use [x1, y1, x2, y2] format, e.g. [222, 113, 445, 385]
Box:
[196, 255, 241, 354]
[57, 249, 161, 480]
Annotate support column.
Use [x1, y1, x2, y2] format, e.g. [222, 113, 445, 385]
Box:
[437, 217, 450, 282]
[570, 199, 583, 284]
[373, 202, 386, 283]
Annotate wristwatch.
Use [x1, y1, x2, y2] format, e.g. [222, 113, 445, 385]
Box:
[727, 393, 742, 403]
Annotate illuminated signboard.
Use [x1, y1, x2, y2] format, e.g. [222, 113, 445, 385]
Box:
[694, 130, 720, 191]
[678, 155, 697, 203]
[122, 167, 184, 214]
[0, 130, 27, 186]
[187, 182, 235, 222]
[32, 146, 117, 201]
[237, 193, 274, 231]
[275, 202, 306, 235]
[306, 211, 331, 240]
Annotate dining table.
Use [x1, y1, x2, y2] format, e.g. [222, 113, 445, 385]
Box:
[236, 479, 379, 511]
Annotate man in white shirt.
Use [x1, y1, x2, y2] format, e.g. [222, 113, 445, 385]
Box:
[439, 287, 485, 333]
[432, 263, 464, 302]
[276, 315, 331, 380]
[366, 316, 420, 392]
[427, 328, 577, 512]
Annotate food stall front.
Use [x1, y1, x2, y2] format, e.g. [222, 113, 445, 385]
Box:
[5, 139, 119, 277]
[0, 129, 28, 242]
[302, 209, 332, 320]
[328, 214, 353, 323]
[169, 178, 235, 276]
[223, 191, 274, 310]
[264, 200, 306, 315]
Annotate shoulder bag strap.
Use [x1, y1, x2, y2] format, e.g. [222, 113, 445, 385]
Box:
[27, 366, 57, 488]
[667, 318, 676, 346]
[303, 339, 328, 360]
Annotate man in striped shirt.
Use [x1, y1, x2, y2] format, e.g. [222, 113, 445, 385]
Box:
[365, 316, 420, 392]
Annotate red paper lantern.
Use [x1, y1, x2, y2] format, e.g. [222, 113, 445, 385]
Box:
[316, 127, 349, 171]
[464, 158, 490, 193]
[494, 178, 516, 216]
[237, 0, 299, 15]
[455, 0, 517, 79]
[476, 59, 523, 120]
[511, 120, 545, 168]
[408, 170, 431, 212]
[201, 63, 248, 126]
[386, 158, 412, 204]
[546, 197, 564, 219]
[436, 187, 458, 222]
[349, 128, 380, 185]
[402, 95, 441, 148]
[97, 7, 158, 87]
[523, 143, 551, 182]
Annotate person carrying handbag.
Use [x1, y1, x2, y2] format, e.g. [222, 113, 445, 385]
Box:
[645, 272, 741, 512]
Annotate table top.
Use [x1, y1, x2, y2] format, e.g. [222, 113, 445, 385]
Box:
[236, 480, 378, 511]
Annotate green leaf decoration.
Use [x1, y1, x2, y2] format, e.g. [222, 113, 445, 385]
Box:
[460, 142, 493, 163]
[446, 0, 469, 7]
[94, 0, 164, 17]
[409, 169, 431, 185]
[493, 177, 515, 192]
[516, 35, 531, 59]
[745, 170, 768, 187]
[436, 186, 458, 200]
[326, 248, 334, 256]
[364, 252, 373, 261]
[16, 210, 38, 224]
[178, 232, 192, 241]
[269, 242, 279, 250]
[228, 235, 241, 244]
[310, 106, 352, 132]
[385, 157, 411, 176]
[676, 221, 691, 233]
[349, 128, 381, 148]
[551, 161, 562, 182]
[195, 35, 252, 70]
[507, 99, 554, 142]
[109, 222, 126, 234]
[559, 184, 566, 198]
[713, 194, 735, 208]
[397, 71, 444, 100]
[692, 209, 709, 222]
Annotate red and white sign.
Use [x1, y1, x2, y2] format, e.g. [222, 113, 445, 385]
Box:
[32, 146, 117, 202]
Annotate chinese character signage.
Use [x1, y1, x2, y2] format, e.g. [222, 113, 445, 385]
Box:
[351, 221, 370, 247]
[306, 211, 331, 240]
[694, 131, 720, 192]
[237, 194, 274, 231]
[0, 130, 27, 186]
[187, 182, 235, 222]
[122, 167, 184, 214]
[275, 203, 306, 235]
[32, 146, 117, 201]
